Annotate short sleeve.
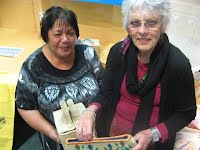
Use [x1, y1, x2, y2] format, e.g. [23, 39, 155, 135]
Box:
[15, 61, 38, 110]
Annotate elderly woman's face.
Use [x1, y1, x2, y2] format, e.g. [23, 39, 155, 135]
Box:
[128, 11, 163, 53]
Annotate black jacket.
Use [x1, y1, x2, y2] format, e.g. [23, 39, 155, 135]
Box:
[93, 41, 196, 149]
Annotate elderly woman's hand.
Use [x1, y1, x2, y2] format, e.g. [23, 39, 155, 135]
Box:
[131, 129, 153, 150]
[76, 106, 97, 141]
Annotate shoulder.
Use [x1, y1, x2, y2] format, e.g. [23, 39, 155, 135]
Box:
[75, 44, 96, 60]
[107, 41, 123, 64]
[22, 46, 43, 68]
[168, 44, 190, 69]
[19, 47, 44, 78]
[25, 46, 42, 62]
[167, 44, 192, 79]
[110, 41, 123, 54]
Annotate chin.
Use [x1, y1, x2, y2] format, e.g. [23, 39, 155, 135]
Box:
[137, 46, 152, 52]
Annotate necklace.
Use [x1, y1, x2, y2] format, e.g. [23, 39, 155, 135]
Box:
[138, 73, 147, 84]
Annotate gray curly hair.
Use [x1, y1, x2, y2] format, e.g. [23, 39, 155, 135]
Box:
[122, 0, 171, 32]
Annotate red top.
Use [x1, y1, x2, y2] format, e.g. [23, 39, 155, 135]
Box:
[110, 60, 168, 142]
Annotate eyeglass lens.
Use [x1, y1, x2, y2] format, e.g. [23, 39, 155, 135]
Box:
[130, 19, 158, 28]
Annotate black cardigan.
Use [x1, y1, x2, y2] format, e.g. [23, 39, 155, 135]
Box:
[93, 41, 196, 149]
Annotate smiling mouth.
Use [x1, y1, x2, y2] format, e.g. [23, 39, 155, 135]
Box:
[138, 38, 150, 41]
[138, 38, 150, 44]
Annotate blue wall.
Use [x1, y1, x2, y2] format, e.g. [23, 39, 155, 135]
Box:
[77, 0, 122, 6]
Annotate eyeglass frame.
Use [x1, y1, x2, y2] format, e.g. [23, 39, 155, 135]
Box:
[129, 19, 161, 30]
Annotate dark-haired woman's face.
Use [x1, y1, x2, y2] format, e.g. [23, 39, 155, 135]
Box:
[47, 20, 77, 59]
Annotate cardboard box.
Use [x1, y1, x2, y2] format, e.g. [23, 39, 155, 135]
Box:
[80, 38, 101, 56]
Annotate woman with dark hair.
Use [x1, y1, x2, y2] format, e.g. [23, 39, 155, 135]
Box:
[15, 6, 103, 150]
[76, 0, 196, 149]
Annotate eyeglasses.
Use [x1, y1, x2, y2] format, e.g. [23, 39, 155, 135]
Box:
[129, 19, 160, 30]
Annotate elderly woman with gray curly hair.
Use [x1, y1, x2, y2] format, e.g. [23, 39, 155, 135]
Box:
[76, 0, 196, 149]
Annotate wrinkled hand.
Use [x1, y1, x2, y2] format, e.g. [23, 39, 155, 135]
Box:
[76, 110, 96, 141]
[49, 128, 60, 143]
[131, 129, 152, 150]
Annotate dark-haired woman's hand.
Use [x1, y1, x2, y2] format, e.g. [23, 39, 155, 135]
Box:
[49, 127, 60, 143]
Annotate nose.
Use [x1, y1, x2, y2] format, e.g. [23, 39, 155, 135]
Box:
[61, 34, 69, 43]
[138, 23, 148, 35]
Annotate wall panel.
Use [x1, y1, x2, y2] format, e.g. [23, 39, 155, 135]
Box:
[0, 0, 36, 32]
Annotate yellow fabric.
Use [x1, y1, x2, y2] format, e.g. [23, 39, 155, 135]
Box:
[0, 72, 18, 150]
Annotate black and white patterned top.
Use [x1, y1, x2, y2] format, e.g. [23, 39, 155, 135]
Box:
[15, 44, 104, 150]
